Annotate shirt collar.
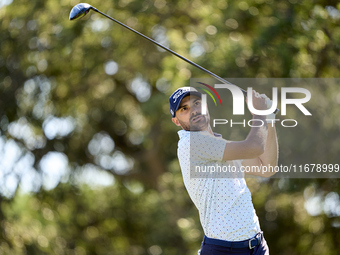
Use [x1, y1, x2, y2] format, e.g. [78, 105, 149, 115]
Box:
[178, 130, 222, 139]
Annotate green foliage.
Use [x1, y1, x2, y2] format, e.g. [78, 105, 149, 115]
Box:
[0, 0, 340, 254]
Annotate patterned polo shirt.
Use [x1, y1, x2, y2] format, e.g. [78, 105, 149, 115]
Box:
[177, 130, 261, 241]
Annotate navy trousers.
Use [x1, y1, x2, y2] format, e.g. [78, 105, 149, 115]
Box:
[199, 236, 269, 255]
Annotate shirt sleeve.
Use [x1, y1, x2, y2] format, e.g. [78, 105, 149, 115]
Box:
[190, 132, 227, 162]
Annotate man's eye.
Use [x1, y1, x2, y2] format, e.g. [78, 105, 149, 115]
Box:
[195, 101, 201, 106]
[181, 107, 187, 111]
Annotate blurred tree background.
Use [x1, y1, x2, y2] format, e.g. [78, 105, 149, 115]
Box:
[0, 0, 340, 254]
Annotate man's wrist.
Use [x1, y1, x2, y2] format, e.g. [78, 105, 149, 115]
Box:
[253, 115, 266, 120]
[266, 112, 278, 124]
[252, 115, 278, 127]
[253, 115, 267, 126]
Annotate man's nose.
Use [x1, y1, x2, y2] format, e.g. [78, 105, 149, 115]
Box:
[190, 104, 199, 116]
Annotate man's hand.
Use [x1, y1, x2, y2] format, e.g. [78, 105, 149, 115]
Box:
[247, 90, 268, 115]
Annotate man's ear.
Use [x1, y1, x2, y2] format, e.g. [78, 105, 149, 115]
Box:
[172, 117, 181, 127]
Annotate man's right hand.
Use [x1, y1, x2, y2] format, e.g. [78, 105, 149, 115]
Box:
[246, 90, 268, 115]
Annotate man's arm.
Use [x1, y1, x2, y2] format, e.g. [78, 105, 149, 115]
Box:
[222, 90, 269, 161]
[242, 123, 278, 177]
[222, 115, 268, 161]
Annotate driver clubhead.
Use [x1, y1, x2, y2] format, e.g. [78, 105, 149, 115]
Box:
[69, 3, 92, 20]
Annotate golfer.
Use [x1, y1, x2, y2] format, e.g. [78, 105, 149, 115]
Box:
[169, 87, 278, 255]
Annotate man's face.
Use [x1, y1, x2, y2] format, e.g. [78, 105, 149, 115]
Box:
[172, 95, 210, 131]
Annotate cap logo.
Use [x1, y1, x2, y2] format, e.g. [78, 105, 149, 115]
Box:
[172, 89, 186, 103]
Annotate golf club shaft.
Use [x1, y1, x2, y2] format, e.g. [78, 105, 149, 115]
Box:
[91, 7, 242, 90]
[91, 7, 279, 114]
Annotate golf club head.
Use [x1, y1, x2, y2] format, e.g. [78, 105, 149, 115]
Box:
[69, 3, 93, 20]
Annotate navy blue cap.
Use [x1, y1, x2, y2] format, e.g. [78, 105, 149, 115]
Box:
[169, 87, 202, 117]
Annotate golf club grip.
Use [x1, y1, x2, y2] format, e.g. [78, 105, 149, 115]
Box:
[91, 7, 279, 115]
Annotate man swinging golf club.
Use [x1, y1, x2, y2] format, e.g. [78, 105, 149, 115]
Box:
[69, 5, 278, 253]
[169, 87, 278, 255]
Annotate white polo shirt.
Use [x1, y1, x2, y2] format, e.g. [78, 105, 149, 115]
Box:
[177, 130, 261, 241]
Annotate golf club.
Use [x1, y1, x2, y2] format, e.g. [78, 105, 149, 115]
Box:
[69, 3, 279, 114]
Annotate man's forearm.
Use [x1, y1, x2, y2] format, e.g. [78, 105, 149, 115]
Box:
[245, 115, 268, 154]
[259, 124, 278, 168]
[222, 115, 268, 161]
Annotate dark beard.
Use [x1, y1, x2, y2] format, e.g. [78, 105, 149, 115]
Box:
[179, 115, 209, 131]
